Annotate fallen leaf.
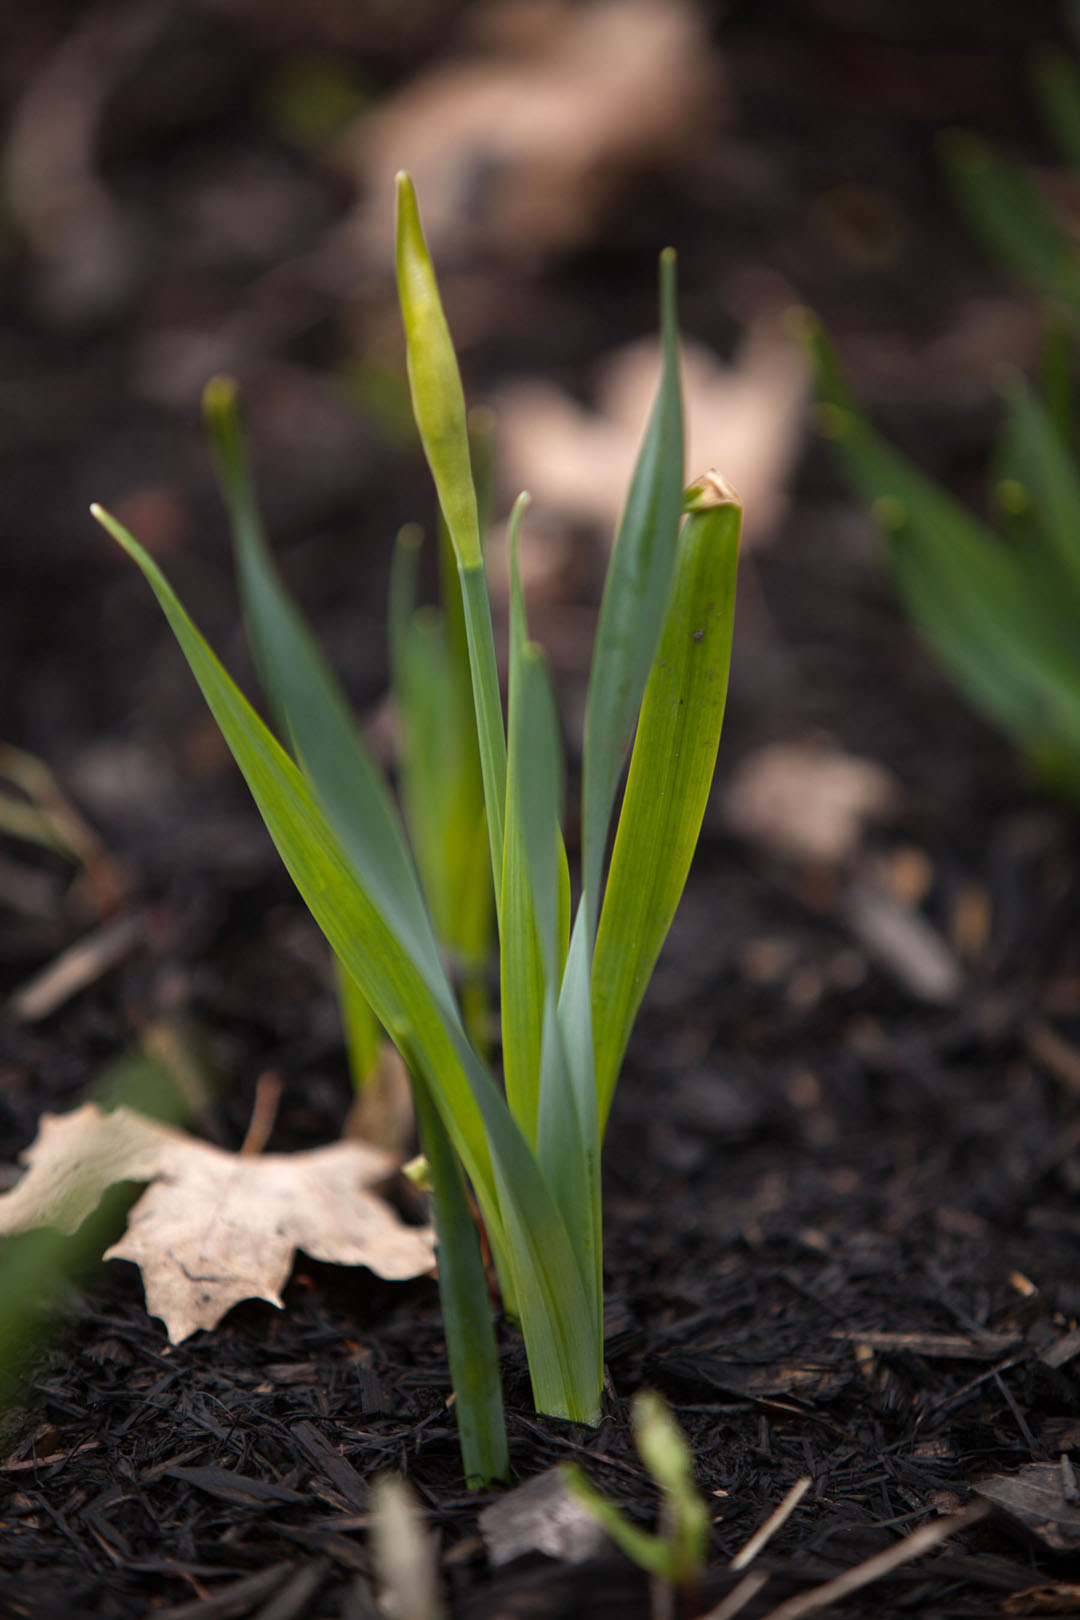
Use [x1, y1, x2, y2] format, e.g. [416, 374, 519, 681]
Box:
[495, 312, 808, 552]
[0, 1104, 435, 1342]
[345, 0, 718, 266]
[722, 740, 896, 865]
[977, 1462, 1080, 1557]
[480, 1468, 610, 1568]
[6, 5, 165, 324]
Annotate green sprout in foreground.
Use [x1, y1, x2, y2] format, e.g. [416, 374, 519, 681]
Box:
[563, 1391, 710, 1604]
[93, 174, 740, 1487]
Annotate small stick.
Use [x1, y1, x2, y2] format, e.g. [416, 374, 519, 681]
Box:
[0, 743, 125, 916]
[240, 1072, 284, 1155]
[700, 1570, 770, 1620]
[1027, 1018, 1080, 1096]
[755, 1501, 989, 1620]
[731, 1477, 812, 1570]
[10, 912, 143, 1021]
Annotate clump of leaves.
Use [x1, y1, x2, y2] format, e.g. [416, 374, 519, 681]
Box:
[804, 314, 1080, 795]
[92, 175, 740, 1485]
[941, 40, 1080, 320]
[803, 39, 1080, 797]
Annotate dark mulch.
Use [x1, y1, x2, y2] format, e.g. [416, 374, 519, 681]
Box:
[4, 2, 1080, 1615]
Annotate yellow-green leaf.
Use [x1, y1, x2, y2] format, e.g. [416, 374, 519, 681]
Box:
[593, 477, 740, 1129]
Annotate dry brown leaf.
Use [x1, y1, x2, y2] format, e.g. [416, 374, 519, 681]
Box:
[344, 0, 718, 265]
[495, 313, 808, 552]
[479, 1468, 610, 1568]
[977, 1462, 1080, 1558]
[723, 741, 896, 865]
[0, 1104, 435, 1342]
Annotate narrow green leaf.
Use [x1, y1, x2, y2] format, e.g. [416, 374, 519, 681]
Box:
[335, 954, 381, 1090]
[520, 644, 596, 1327]
[847, 423, 1080, 747]
[389, 521, 423, 691]
[942, 130, 1080, 313]
[394, 608, 464, 936]
[428, 413, 495, 1004]
[458, 562, 508, 923]
[1002, 375, 1080, 609]
[561, 1464, 677, 1582]
[802, 323, 1080, 773]
[206, 382, 413, 1108]
[409, 1063, 507, 1488]
[394, 174, 481, 569]
[554, 907, 602, 1348]
[203, 378, 446, 1000]
[390, 527, 490, 975]
[94, 505, 490, 1188]
[593, 476, 741, 1130]
[95, 504, 602, 1424]
[631, 1392, 710, 1583]
[1035, 45, 1080, 175]
[581, 249, 685, 939]
[558, 249, 686, 1347]
[500, 494, 546, 1146]
[1040, 304, 1075, 447]
[502, 499, 601, 1368]
[395, 173, 506, 902]
[562, 1393, 709, 1586]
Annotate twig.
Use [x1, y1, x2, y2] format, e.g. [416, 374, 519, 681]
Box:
[0, 1439, 101, 1473]
[755, 1501, 989, 1620]
[0, 742, 125, 915]
[9, 912, 143, 1021]
[1026, 1019, 1080, 1096]
[731, 1477, 812, 1570]
[700, 1570, 770, 1620]
[240, 1072, 284, 1155]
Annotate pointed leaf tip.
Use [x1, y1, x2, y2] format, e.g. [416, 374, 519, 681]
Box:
[684, 471, 741, 512]
[203, 375, 238, 418]
[395, 171, 418, 229]
[659, 249, 678, 331]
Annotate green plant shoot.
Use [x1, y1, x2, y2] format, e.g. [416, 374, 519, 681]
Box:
[803, 314, 1080, 794]
[94, 175, 740, 1485]
[562, 1391, 710, 1589]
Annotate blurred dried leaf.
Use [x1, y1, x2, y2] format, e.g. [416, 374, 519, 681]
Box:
[0, 1104, 434, 1342]
[6, 2, 169, 323]
[345, 0, 718, 264]
[723, 741, 895, 865]
[496, 311, 808, 550]
[480, 1469, 610, 1567]
[979, 1462, 1080, 1558]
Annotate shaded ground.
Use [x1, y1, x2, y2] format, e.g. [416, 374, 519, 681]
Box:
[4, 3, 1080, 1616]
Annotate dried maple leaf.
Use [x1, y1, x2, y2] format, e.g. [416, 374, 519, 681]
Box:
[0, 1104, 435, 1342]
[494, 315, 808, 553]
[343, 0, 718, 265]
[722, 740, 896, 866]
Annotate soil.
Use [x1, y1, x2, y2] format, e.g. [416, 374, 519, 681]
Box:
[4, 3, 1080, 1617]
